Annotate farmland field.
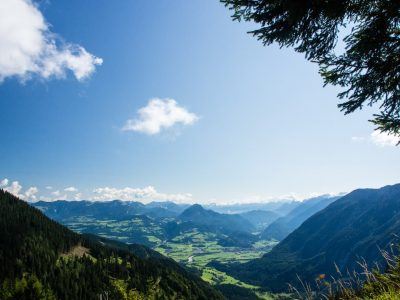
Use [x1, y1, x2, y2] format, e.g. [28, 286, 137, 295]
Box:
[61, 216, 283, 299]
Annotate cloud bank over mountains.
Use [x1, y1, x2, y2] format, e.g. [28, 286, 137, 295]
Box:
[91, 186, 193, 203]
[0, 178, 194, 204]
[0, 177, 346, 205]
[0, 0, 102, 82]
[1, 179, 38, 201]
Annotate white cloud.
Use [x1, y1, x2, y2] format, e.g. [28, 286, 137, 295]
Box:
[370, 131, 399, 147]
[0, 0, 102, 82]
[122, 98, 199, 135]
[64, 186, 78, 192]
[48, 190, 67, 200]
[4, 181, 22, 197]
[1, 178, 38, 200]
[51, 190, 61, 197]
[91, 185, 193, 203]
[45, 186, 52, 190]
[0, 178, 9, 187]
[24, 186, 38, 201]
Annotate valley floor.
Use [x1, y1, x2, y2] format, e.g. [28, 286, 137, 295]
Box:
[62, 216, 290, 299]
[154, 231, 279, 299]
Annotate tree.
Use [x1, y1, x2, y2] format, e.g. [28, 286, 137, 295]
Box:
[221, 0, 400, 141]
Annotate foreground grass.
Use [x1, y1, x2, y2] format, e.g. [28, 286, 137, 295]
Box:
[290, 251, 400, 300]
[201, 267, 278, 300]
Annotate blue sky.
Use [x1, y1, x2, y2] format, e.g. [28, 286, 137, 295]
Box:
[0, 0, 399, 203]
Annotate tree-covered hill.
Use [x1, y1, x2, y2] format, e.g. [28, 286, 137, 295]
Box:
[32, 199, 184, 221]
[0, 189, 224, 300]
[261, 195, 341, 241]
[216, 184, 400, 292]
[179, 204, 255, 234]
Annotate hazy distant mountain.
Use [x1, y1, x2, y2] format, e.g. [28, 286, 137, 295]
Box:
[146, 201, 190, 215]
[219, 184, 400, 292]
[179, 204, 255, 234]
[240, 210, 280, 231]
[0, 190, 223, 299]
[261, 194, 341, 240]
[33, 199, 301, 224]
[205, 201, 300, 215]
[33, 199, 181, 221]
[33, 200, 260, 248]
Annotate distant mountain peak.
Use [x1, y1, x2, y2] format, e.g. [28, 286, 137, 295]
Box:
[224, 183, 400, 292]
[179, 203, 255, 234]
[187, 203, 204, 210]
[180, 204, 207, 216]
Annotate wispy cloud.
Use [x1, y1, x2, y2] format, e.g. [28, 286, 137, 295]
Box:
[0, 177, 194, 203]
[370, 131, 399, 147]
[24, 186, 39, 201]
[4, 181, 23, 197]
[351, 131, 399, 147]
[0, 0, 102, 82]
[64, 186, 78, 192]
[122, 98, 199, 135]
[50, 190, 67, 200]
[0, 178, 9, 187]
[0, 178, 38, 200]
[91, 186, 193, 203]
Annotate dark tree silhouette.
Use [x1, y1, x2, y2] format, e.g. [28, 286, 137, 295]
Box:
[221, 0, 400, 141]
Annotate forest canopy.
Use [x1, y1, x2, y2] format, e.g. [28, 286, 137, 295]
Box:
[221, 0, 400, 141]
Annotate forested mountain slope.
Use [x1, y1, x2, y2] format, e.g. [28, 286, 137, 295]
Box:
[217, 184, 400, 292]
[33, 199, 182, 220]
[0, 190, 223, 300]
[179, 204, 255, 234]
[240, 210, 280, 231]
[261, 195, 341, 240]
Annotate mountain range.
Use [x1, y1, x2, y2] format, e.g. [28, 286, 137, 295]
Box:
[32, 194, 345, 251]
[4, 183, 400, 297]
[179, 204, 255, 234]
[214, 184, 400, 292]
[33, 199, 188, 221]
[261, 194, 341, 240]
[0, 189, 223, 299]
[204, 201, 300, 215]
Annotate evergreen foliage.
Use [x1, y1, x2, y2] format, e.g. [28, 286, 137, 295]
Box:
[0, 189, 224, 300]
[221, 0, 400, 139]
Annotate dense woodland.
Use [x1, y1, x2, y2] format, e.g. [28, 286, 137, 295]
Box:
[0, 189, 224, 300]
[2, 185, 400, 299]
[214, 184, 400, 293]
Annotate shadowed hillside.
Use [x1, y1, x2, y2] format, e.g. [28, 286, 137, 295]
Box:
[215, 184, 400, 292]
[179, 204, 255, 234]
[0, 190, 223, 300]
[261, 195, 341, 241]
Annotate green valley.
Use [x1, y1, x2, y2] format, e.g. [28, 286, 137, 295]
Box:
[0, 190, 224, 300]
[32, 200, 294, 299]
[58, 216, 281, 298]
[30, 187, 400, 299]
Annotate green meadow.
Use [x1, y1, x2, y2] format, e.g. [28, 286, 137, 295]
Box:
[63, 217, 284, 299]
